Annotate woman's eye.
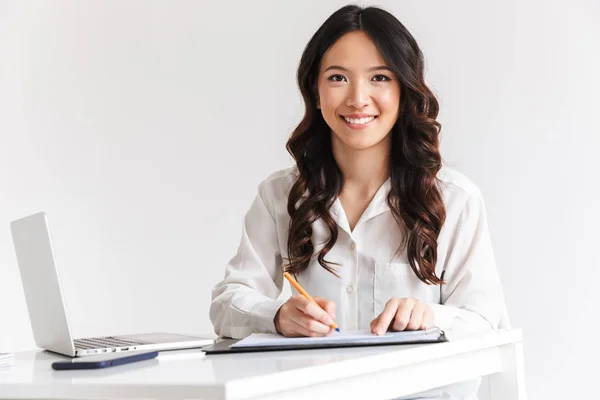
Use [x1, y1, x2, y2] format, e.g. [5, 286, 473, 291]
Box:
[328, 74, 346, 82]
[373, 74, 392, 82]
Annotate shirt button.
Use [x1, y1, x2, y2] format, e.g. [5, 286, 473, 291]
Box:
[346, 285, 354, 294]
[351, 242, 356, 250]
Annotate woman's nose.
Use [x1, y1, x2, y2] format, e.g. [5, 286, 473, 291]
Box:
[346, 81, 370, 109]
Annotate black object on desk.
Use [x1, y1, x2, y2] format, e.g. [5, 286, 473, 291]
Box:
[51, 350, 159, 370]
[203, 327, 448, 355]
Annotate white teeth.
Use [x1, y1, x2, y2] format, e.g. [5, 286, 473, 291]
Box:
[343, 116, 375, 125]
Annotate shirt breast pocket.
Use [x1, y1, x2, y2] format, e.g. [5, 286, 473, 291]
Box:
[373, 261, 416, 316]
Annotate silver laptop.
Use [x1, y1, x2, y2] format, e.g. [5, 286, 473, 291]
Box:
[10, 212, 214, 357]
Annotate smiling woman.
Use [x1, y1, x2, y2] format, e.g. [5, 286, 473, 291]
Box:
[210, 4, 508, 399]
[318, 33, 400, 148]
[286, 7, 444, 286]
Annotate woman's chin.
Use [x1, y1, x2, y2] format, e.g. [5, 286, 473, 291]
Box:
[339, 139, 383, 152]
[333, 132, 389, 151]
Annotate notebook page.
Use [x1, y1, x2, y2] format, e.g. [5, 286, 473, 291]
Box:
[231, 327, 442, 348]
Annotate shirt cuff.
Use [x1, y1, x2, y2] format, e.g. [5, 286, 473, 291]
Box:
[429, 303, 497, 336]
[429, 303, 460, 331]
[252, 298, 288, 334]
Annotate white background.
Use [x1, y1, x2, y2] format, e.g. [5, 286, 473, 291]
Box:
[1, 1, 598, 398]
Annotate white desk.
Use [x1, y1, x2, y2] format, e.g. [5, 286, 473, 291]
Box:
[0, 329, 526, 400]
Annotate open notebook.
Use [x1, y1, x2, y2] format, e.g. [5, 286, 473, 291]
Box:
[202, 327, 447, 354]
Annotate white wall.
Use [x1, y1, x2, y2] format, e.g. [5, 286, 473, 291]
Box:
[1, 1, 598, 398]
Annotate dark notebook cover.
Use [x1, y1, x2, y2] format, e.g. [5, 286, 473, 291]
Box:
[203, 327, 447, 355]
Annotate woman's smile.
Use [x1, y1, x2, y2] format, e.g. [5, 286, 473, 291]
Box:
[341, 114, 378, 129]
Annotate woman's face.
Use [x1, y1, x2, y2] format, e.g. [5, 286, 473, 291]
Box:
[317, 31, 401, 153]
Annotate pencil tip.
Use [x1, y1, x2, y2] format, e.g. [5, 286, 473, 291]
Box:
[335, 328, 340, 332]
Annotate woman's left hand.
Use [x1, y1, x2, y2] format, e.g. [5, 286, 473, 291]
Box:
[370, 298, 434, 335]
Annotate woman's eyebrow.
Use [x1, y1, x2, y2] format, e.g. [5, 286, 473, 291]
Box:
[323, 65, 392, 73]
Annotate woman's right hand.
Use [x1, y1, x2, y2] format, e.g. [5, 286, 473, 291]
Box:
[274, 295, 337, 337]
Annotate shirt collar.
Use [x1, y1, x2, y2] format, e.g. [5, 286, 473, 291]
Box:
[330, 177, 392, 235]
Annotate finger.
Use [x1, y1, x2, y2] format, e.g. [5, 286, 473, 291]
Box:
[370, 312, 385, 332]
[391, 300, 414, 331]
[289, 311, 332, 335]
[289, 302, 332, 335]
[421, 306, 434, 329]
[295, 296, 335, 327]
[370, 316, 379, 333]
[405, 302, 425, 331]
[314, 296, 336, 320]
[372, 299, 399, 335]
[289, 319, 330, 337]
[279, 317, 313, 338]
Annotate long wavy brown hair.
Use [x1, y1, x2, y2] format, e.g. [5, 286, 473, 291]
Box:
[285, 5, 446, 285]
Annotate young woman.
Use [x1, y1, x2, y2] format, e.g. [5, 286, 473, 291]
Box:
[210, 3, 508, 351]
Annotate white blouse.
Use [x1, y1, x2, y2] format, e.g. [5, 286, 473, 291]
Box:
[210, 165, 509, 339]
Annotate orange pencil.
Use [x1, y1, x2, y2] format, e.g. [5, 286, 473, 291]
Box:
[283, 272, 340, 332]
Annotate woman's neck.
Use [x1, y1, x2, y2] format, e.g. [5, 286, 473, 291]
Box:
[332, 134, 391, 195]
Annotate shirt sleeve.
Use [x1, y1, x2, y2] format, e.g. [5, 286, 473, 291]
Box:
[429, 189, 511, 334]
[209, 181, 287, 339]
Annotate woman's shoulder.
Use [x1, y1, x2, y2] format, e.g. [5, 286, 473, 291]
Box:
[436, 165, 491, 228]
[436, 164, 484, 202]
[261, 165, 298, 186]
[259, 165, 298, 192]
[256, 165, 298, 207]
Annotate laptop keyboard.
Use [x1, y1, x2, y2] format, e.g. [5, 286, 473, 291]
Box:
[74, 336, 144, 350]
